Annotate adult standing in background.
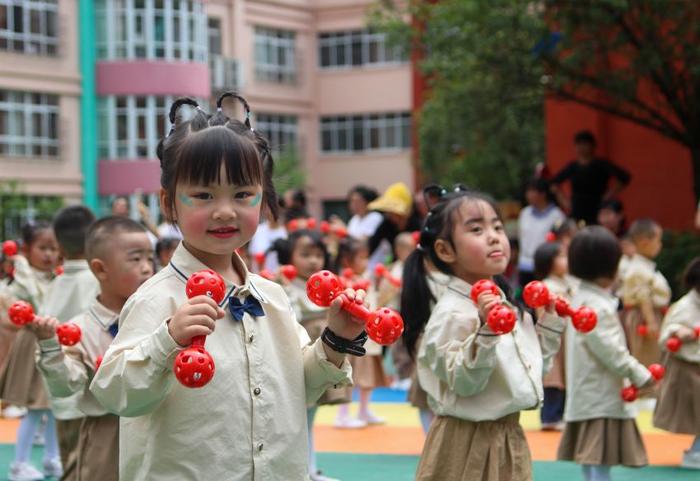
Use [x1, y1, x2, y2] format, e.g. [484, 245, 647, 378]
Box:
[550, 130, 631, 225]
[517, 178, 566, 287]
[346, 185, 383, 240]
[367, 183, 422, 267]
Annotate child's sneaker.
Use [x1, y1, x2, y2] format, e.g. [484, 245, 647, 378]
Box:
[681, 450, 700, 469]
[333, 417, 367, 429]
[43, 457, 63, 477]
[358, 411, 385, 425]
[32, 431, 45, 446]
[8, 461, 44, 481]
[3, 405, 27, 419]
[309, 470, 340, 481]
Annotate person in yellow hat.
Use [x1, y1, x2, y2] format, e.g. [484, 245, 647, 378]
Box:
[367, 183, 422, 267]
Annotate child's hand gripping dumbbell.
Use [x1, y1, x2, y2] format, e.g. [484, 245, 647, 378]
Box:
[8, 301, 82, 346]
[522, 281, 597, 333]
[172, 269, 226, 388]
[470, 280, 516, 335]
[306, 270, 403, 345]
[620, 363, 665, 402]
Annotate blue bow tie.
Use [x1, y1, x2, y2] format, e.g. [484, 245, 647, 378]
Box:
[228, 295, 265, 322]
[108, 322, 119, 338]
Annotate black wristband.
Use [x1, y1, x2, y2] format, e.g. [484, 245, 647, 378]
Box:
[321, 327, 368, 356]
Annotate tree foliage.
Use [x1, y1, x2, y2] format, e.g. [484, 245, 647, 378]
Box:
[373, 0, 700, 201]
[371, 0, 546, 199]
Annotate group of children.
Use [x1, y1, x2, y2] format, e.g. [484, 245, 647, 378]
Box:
[0, 91, 697, 481]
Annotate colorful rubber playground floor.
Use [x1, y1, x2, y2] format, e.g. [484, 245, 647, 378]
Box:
[0, 388, 696, 480]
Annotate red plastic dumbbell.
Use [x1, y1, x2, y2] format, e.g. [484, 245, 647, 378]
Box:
[620, 385, 639, 402]
[352, 278, 371, 292]
[637, 324, 649, 337]
[7, 301, 82, 345]
[287, 219, 299, 232]
[621, 363, 665, 402]
[665, 327, 700, 353]
[254, 252, 266, 270]
[470, 280, 516, 335]
[280, 264, 298, 282]
[259, 269, 275, 281]
[320, 221, 331, 234]
[172, 269, 226, 388]
[7, 301, 35, 326]
[2, 240, 18, 257]
[306, 270, 404, 345]
[56, 323, 82, 346]
[340, 267, 355, 281]
[306, 218, 317, 230]
[374, 264, 402, 288]
[522, 281, 597, 333]
[333, 226, 348, 239]
[54, 265, 64, 276]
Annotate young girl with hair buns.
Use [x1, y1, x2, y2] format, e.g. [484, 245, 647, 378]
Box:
[91, 93, 367, 481]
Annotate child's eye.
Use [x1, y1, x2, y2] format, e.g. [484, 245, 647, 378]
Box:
[192, 193, 213, 200]
[235, 191, 254, 200]
[470, 226, 483, 234]
[494, 224, 504, 231]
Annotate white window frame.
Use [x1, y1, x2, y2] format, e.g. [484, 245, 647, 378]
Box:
[254, 26, 297, 84]
[319, 112, 411, 155]
[0, 0, 58, 56]
[96, 0, 206, 61]
[0, 90, 59, 158]
[255, 113, 298, 154]
[318, 29, 407, 70]
[98, 94, 176, 160]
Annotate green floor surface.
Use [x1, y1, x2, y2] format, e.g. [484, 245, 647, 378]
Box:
[0, 445, 696, 481]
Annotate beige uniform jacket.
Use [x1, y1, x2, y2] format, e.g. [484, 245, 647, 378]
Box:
[417, 275, 565, 422]
[659, 289, 700, 363]
[90, 243, 352, 481]
[620, 254, 671, 308]
[39, 259, 99, 419]
[564, 281, 652, 422]
[37, 299, 117, 417]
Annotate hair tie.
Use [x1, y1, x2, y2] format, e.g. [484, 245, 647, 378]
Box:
[416, 244, 425, 252]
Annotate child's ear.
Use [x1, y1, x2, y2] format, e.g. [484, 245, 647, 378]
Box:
[89, 258, 109, 282]
[434, 239, 457, 264]
[159, 188, 175, 223]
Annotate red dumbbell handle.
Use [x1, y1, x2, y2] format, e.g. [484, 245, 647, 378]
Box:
[337, 296, 372, 325]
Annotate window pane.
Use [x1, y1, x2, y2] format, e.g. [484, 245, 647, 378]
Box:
[352, 116, 363, 152]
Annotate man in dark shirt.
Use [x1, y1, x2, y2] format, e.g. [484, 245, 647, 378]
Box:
[550, 130, 631, 225]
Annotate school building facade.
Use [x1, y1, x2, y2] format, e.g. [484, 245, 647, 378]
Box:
[0, 0, 414, 221]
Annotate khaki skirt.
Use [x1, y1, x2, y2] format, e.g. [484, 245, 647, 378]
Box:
[416, 413, 532, 481]
[0, 322, 19, 373]
[653, 355, 700, 435]
[623, 308, 662, 368]
[77, 414, 119, 481]
[0, 328, 49, 409]
[350, 354, 389, 390]
[557, 418, 647, 467]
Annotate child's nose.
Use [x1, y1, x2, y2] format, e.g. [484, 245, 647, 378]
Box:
[212, 200, 237, 220]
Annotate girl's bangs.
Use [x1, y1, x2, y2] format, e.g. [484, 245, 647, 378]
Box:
[175, 126, 263, 188]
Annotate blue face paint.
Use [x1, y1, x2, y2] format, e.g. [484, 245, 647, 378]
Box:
[178, 194, 193, 206]
[250, 193, 262, 207]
